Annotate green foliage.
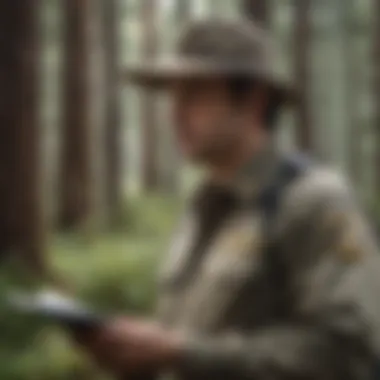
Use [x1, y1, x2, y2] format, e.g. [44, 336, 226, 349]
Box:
[0, 196, 180, 380]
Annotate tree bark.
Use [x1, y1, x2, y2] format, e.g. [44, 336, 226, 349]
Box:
[102, 0, 122, 223]
[343, 0, 362, 185]
[59, 0, 93, 229]
[294, 0, 313, 151]
[141, 0, 159, 192]
[374, 0, 380, 197]
[162, 0, 191, 195]
[0, 0, 47, 275]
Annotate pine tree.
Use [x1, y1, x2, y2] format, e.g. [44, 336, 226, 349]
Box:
[141, 0, 159, 192]
[162, 0, 191, 195]
[0, 0, 47, 276]
[102, 0, 123, 223]
[59, 0, 94, 229]
[344, 0, 362, 185]
[374, 0, 380, 199]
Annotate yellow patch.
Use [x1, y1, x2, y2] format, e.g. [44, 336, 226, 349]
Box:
[222, 217, 262, 257]
[334, 213, 364, 263]
[337, 231, 362, 263]
[230, 232, 257, 259]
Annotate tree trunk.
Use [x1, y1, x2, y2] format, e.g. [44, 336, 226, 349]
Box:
[0, 0, 47, 275]
[344, 0, 362, 186]
[177, 0, 191, 20]
[102, 0, 122, 223]
[59, 0, 93, 229]
[294, 0, 313, 151]
[241, 0, 269, 25]
[161, 0, 190, 195]
[141, 0, 159, 193]
[374, 0, 380, 197]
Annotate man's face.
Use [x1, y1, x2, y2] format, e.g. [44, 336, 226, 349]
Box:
[168, 78, 248, 163]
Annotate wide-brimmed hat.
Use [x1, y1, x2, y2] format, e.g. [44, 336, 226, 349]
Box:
[125, 19, 295, 104]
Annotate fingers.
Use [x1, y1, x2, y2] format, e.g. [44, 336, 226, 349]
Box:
[70, 326, 96, 346]
[75, 324, 131, 372]
[69, 318, 166, 374]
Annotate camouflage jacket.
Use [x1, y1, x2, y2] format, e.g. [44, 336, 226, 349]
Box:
[156, 147, 380, 380]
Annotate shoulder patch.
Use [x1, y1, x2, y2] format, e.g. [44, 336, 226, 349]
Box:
[332, 211, 367, 263]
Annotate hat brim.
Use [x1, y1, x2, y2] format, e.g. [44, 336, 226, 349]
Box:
[124, 58, 297, 105]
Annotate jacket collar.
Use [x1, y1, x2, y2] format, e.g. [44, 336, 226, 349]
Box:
[233, 141, 280, 201]
[194, 141, 281, 208]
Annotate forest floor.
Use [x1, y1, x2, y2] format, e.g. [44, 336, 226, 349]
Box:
[0, 196, 181, 380]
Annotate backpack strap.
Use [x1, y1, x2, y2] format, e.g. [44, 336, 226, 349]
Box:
[258, 154, 311, 318]
[259, 154, 311, 230]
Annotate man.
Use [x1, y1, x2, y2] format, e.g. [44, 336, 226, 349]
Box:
[77, 19, 380, 379]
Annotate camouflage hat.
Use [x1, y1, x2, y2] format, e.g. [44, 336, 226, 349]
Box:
[125, 19, 295, 104]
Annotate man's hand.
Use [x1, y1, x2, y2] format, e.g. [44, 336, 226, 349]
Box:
[73, 318, 182, 375]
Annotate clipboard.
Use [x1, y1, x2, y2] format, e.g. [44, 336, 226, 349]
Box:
[7, 290, 107, 332]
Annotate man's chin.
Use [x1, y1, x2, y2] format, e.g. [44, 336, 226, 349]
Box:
[179, 145, 198, 161]
[182, 148, 216, 165]
[181, 151, 202, 164]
